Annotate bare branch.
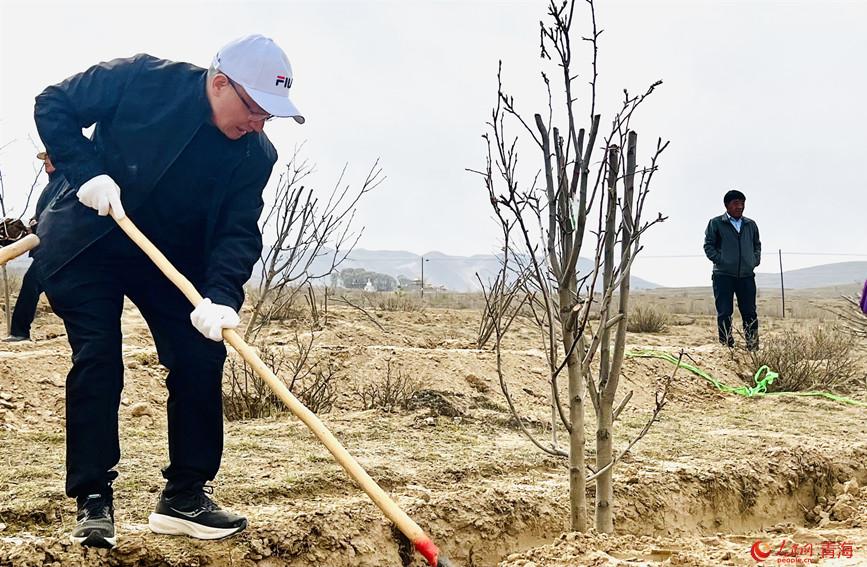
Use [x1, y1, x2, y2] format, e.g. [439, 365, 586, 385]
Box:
[585, 350, 680, 483]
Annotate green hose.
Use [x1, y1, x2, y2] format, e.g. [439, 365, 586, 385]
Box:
[626, 349, 867, 408]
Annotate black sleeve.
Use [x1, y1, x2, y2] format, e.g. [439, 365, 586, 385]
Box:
[202, 154, 275, 312]
[33, 55, 145, 189]
[703, 219, 720, 263]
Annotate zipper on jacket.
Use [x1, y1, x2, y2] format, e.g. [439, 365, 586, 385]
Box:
[723, 219, 742, 278]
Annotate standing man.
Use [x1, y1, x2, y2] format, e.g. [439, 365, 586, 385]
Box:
[703, 189, 761, 350]
[4, 153, 58, 342]
[33, 34, 304, 548]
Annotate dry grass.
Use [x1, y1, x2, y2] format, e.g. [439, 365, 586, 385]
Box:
[355, 358, 420, 412]
[222, 344, 340, 421]
[627, 305, 669, 333]
[422, 291, 487, 310]
[374, 291, 425, 313]
[737, 325, 863, 393]
[0, 270, 23, 309]
[631, 285, 862, 322]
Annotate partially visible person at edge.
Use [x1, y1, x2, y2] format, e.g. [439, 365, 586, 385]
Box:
[32, 34, 304, 548]
[4, 152, 60, 342]
[703, 189, 761, 350]
[860, 279, 867, 315]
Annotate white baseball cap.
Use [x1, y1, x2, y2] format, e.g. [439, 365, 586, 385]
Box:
[213, 34, 305, 124]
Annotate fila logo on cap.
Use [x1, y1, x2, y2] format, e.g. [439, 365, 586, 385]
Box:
[275, 75, 293, 89]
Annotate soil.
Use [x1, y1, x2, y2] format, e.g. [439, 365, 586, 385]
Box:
[1, 293, 866, 566]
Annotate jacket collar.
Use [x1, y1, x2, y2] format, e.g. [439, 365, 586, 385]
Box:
[721, 213, 750, 224]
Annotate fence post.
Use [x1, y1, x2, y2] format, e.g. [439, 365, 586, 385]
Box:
[778, 249, 785, 318]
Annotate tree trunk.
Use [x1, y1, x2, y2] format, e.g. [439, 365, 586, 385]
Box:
[556, 262, 586, 530]
[596, 133, 637, 533]
[595, 145, 620, 532]
[567, 326, 586, 531]
[595, 392, 614, 532]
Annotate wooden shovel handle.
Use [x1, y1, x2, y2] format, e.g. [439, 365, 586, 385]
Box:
[113, 216, 430, 548]
[0, 234, 40, 266]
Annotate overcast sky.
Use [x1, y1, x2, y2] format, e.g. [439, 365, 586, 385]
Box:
[1, 0, 865, 287]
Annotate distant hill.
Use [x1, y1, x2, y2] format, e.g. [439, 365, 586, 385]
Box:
[8, 247, 861, 292]
[318, 249, 659, 292]
[1, 249, 659, 293]
[755, 261, 867, 289]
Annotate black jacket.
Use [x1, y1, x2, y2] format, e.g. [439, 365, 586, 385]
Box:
[33, 54, 277, 310]
[703, 214, 762, 278]
[34, 172, 62, 220]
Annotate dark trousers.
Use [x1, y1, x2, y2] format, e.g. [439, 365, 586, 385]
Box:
[712, 274, 759, 348]
[10, 263, 43, 338]
[41, 240, 226, 499]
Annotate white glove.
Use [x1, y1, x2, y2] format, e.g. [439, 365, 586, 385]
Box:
[190, 298, 240, 341]
[76, 174, 126, 219]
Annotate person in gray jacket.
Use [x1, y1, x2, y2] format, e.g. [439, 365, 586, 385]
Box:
[703, 189, 761, 350]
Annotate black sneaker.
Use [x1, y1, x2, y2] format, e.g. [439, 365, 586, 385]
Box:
[2, 335, 29, 343]
[70, 493, 116, 548]
[148, 485, 246, 540]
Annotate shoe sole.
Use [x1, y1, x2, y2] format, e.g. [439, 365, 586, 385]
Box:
[148, 513, 246, 540]
[70, 532, 117, 548]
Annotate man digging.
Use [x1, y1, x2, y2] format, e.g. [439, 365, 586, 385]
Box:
[32, 34, 303, 548]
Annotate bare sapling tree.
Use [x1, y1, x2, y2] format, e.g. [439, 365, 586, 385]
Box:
[476, 265, 531, 349]
[835, 293, 867, 340]
[471, 0, 670, 532]
[245, 146, 384, 339]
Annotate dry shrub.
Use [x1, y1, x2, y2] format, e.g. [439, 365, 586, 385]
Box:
[376, 292, 424, 313]
[243, 285, 310, 328]
[833, 295, 867, 340]
[424, 292, 487, 310]
[739, 325, 862, 393]
[356, 359, 419, 412]
[223, 344, 339, 421]
[290, 360, 340, 414]
[627, 305, 669, 333]
[266, 298, 308, 324]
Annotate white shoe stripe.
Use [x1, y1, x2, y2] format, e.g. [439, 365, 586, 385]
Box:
[148, 513, 244, 540]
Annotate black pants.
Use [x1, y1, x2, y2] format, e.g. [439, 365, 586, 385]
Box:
[41, 237, 226, 499]
[712, 274, 759, 348]
[10, 263, 43, 338]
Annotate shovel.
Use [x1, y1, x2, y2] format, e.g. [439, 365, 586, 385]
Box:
[0, 219, 455, 566]
[109, 214, 455, 567]
[0, 234, 40, 266]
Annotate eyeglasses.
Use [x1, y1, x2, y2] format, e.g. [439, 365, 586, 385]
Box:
[227, 78, 274, 122]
